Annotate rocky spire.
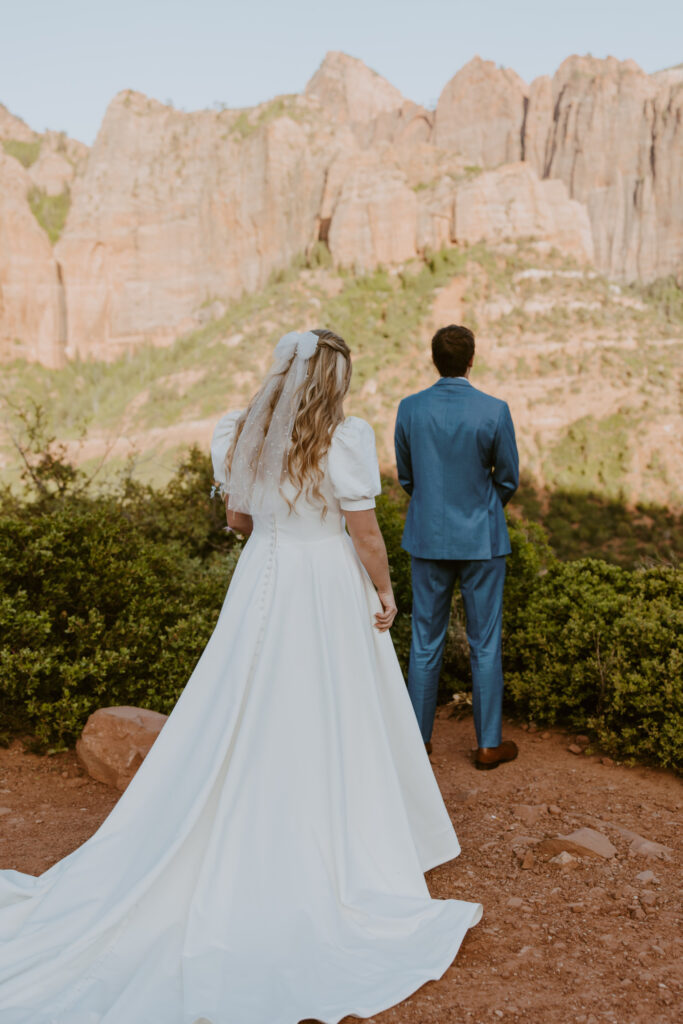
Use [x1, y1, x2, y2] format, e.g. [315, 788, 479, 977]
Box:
[305, 51, 406, 122]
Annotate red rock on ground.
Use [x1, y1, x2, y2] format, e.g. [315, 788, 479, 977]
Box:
[75, 706, 168, 791]
[537, 827, 618, 861]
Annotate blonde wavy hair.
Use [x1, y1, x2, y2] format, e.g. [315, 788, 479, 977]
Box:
[226, 328, 352, 511]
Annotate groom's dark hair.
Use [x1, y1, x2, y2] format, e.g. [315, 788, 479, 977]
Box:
[432, 325, 475, 377]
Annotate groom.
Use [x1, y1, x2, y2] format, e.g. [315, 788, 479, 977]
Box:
[394, 324, 519, 770]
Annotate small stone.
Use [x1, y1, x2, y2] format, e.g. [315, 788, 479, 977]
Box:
[540, 731, 551, 739]
[513, 803, 547, 826]
[629, 906, 646, 920]
[569, 903, 584, 913]
[0, 807, 12, 816]
[635, 870, 657, 884]
[61, 770, 69, 778]
[548, 804, 562, 816]
[611, 825, 672, 860]
[575, 735, 590, 747]
[640, 891, 657, 906]
[453, 788, 478, 805]
[528, 724, 538, 733]
[600, 757, 614, 766]
[539, 827, 617, 860]
[520, 850, 536, 870]
[66, 777, 88, 788]
[629, 836, 672, 861]
[509, 835, 538, 848]
[549, 851, 577, 868]
[568, 744, 583, 755]
[618, 883, 638, 900]
[507, 896, 524, 909]
[521, 723, 529, 731]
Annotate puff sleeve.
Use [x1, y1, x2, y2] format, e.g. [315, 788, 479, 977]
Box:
[210, 410, 243, 494]
[328, 416, 382, 511]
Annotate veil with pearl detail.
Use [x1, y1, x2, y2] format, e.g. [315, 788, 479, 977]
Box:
[226, 330, 320, 515]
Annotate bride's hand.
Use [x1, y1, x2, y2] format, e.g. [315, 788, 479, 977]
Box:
[374, 588, 397, 632]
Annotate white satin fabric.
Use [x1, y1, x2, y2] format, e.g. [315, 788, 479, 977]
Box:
[0, 415, 482, 1024]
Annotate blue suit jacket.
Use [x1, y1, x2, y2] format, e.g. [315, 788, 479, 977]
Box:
[394, 378, 519, 560]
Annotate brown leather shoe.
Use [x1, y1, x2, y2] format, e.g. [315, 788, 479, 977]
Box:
[474, 740, 518, 770]
[425, 740, 433, 756]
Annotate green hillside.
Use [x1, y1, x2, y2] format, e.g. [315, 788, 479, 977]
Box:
[2, 240, 681, 565]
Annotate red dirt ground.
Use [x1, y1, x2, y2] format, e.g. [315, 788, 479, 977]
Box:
[0, 715, 680, 1024]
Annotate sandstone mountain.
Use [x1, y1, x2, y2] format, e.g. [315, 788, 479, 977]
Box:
[0, 52, 681, 365]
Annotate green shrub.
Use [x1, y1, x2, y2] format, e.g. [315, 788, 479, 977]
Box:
[543, 412, 633, 498]
[27, 185, 71, 244]
[0, 506, 236, 745]
[630, 275, 683, 328]
[375, 484, 413, 672]
[0, 416, 679, 770]
[378, 493, 681, 771]
[513, 484, 682, 566]
[504, 558, 682, 769]
[437, 515, 553, 701]
[0, 435, 240, 747]
[307, 240, 333, 269]
[2, 138, 41, 168]
[229, 96, 300, 139]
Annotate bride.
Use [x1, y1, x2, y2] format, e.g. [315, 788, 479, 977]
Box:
[0, 329, 481, 1024]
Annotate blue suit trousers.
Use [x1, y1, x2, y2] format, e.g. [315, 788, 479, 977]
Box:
[407, 555, 506, 748]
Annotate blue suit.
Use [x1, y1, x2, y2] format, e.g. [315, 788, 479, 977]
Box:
[394, 377, 519, 747]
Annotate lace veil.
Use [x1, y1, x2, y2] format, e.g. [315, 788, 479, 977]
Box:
[227, 330, 320, 514]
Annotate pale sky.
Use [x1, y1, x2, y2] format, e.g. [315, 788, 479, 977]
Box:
[1, 0, 680, 145]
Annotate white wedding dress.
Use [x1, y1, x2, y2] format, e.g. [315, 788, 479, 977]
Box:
[0, 413, 481, 1024]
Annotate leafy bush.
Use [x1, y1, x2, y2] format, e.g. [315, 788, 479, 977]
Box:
[27, 185, 71, 244]
[0, 501, 237, 745]
[377, 494, 681, 771]
[375, 484, 413, 674]
[2, 138, 41, 168]
[504, 559, 682, 770]
[0, 416, 679, 770]
[630, 275, 683, 328]
[513, 482, 682, 567]
[0, 427, 240, 747]
[229, 96, 302, 139]
[438, 516, 554, 704]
